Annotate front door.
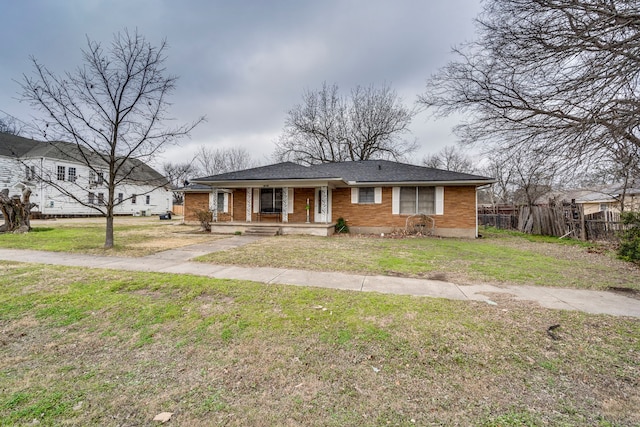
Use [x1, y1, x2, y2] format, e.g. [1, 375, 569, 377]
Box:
[314, 187, 331, 223]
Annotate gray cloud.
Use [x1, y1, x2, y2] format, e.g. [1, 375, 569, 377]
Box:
[1, 0, 482, 167]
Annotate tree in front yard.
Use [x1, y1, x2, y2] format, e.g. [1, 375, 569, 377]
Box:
[19, 29, 203, 248]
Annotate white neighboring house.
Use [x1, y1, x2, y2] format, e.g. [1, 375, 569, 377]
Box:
[0, 132, 171, 217]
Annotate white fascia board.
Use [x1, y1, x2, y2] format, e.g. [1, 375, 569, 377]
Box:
[342, 180, 496, 187]
[191, 178, 343, 188]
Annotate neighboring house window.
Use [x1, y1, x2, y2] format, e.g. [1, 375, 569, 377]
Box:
[98, 193, 104, 205]
[97, 172, 104, 185]
[131, 194, 137, 204]
[88, 192, 95, 204]
[89, 171, 96, 186]
[117, 193, 123, 204]
[145, 195, 150, 205]
[260, 188, 282, 213]
[358, 187, 375, 204]
[599, 203, 609, 212]
[57, 166, 66, 181]
[68, 167, 77, 183]
[25, 165, 36, 180]
[399, 187, 435, 215]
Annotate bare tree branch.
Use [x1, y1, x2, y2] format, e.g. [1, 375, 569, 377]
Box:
[275, 82, 417, 165]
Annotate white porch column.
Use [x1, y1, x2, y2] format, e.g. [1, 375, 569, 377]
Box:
[211, 187, 218, 222]
[246, 187, 252, 222]
[321, 186, 328, 224]
[282, 186, 289, 223]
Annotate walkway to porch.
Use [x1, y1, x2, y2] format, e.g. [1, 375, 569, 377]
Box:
[209, 221, 336, 237]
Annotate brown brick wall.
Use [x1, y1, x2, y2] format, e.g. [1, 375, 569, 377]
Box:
[332, 186, 477, 231]
[183, 193, 209, 222]
[185, 186, 477, 232]
[232, 189, 247, 221]
[184, 192, 232, 222]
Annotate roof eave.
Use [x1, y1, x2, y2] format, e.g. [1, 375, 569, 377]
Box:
[345, 179, 496, 186]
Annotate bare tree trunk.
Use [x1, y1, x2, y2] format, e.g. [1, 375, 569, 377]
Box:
[0, 188, 33, 233]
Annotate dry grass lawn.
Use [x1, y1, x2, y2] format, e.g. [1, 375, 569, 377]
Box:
[0, 263, 638, 426]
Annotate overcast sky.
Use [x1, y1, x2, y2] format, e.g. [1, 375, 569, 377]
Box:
[1, 0, 482, 168]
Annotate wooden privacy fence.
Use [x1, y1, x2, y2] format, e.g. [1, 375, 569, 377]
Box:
[479, 204, 630, 241]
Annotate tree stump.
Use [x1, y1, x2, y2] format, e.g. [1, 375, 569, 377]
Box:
[0, 188, 34, 233]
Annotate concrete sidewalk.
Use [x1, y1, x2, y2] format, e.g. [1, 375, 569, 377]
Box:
[0, 239, 638, 318]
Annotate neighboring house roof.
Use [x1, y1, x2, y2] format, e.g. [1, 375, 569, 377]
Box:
[540, 185, 640, 205]
[0, 132, 168, 187]
[192, 160, 494, 187]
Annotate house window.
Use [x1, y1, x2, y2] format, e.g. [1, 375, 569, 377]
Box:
[260, 188, 282, 213]
[399, 187, 435, 215]
[117, 193, 123, 204]
[145, 195, 150, 205]
[599, 203, 609, 212]
[98, 193, 104, 205]
[97, 172, 104, 185]
[131, 194, 137, 204]
[25, 165, 36, 180]
[217, 192, 225, 212]
[57, 166, 66, 181]
[68, 167, 77, 183]
[88, 192, 95, 204]
[358, 187, 375, 204]
[89, 171, 96, 186]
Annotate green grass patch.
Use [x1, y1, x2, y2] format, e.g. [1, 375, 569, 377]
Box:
[0, 262, 638, 426]
[196, 233, 639, 291]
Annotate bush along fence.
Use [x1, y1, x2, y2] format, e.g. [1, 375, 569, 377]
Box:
[479, 203, 631, 241]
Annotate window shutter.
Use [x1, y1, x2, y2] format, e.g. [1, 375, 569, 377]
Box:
[392, 187, 400, 214]
[435, 186, 444, 215]
[253, 189, 260, 213]
[351, 188, 358, 204]
[374, 187, 382, 204]
[288, 188, 294, 213]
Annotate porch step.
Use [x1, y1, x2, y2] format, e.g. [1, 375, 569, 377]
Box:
[244, 226, 281, 236]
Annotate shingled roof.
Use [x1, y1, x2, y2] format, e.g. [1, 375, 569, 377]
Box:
[193, 160, 494, 186]
[0, 132, 168, 186]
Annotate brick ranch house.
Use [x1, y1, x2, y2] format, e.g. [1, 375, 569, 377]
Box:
[182, 160, 495, 238]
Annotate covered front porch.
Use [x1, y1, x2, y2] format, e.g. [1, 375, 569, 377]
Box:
[204, 184, 336, 235]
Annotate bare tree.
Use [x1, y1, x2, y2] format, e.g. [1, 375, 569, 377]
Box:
[0, 115, 22, 136]
[422, 145, 476, 173]
[19, 29, 203, 248]
[162, 160, 198, 204]
[195, 145, 255, 176]
[419, 0, 640, 180]
[275, 82, 417, 165]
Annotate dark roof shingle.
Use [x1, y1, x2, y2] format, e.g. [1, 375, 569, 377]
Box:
[193, 160, 493, 185]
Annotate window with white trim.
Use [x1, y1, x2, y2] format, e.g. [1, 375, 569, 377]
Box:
[260, 188, 282, 213]
[358, 187, 375, 204]
[25, 165, 36, 180]
[98, 193, 105, 205]
[145, 195, 150, 205]
[399, 187, 435, 215]
[131, 194, 137, 204]
[217, 193, 227, 213]
[88, 192, 95, 204]
[68, 167, 77, 183]
[57, 166, 66, 181]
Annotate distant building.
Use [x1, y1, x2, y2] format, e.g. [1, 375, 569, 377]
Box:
[0, 132, 171, 217]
